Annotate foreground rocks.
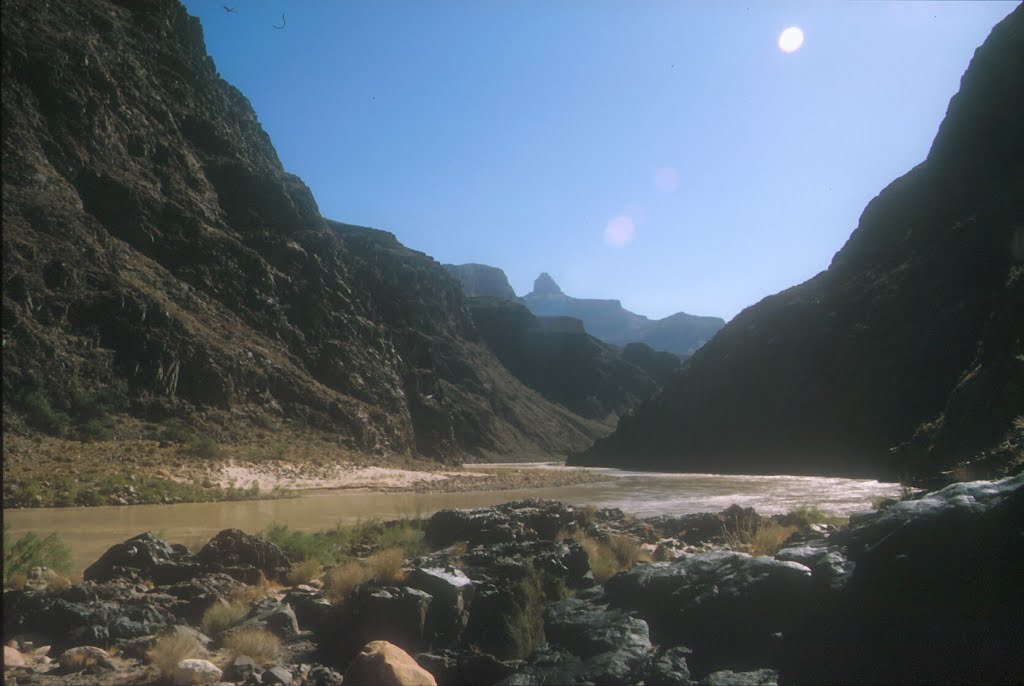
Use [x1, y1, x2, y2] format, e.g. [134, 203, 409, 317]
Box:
[5, 477, 1023, 685]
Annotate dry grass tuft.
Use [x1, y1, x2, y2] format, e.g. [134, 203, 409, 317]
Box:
[722, 517, 798, 557]
[230, 575, 273, 604]
[222, 628, 282, 666]
[147, 632, 203, 677]
[366, 547, 406, 585]
[200, 599, 250, 635]
[572, 531, 649, 583]
[285, 558, 322, 586]
[324, 561, 367, 605]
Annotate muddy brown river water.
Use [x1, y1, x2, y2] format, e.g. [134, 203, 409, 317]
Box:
[3, 463, 902, 574]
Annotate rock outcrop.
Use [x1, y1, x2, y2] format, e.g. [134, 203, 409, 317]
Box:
[442, 264, 517, 300]
[521, 273, 725, 356]
[1, 0, 605, 461]
[467, 297, 680, 420]
[574, 6, 1024, 479]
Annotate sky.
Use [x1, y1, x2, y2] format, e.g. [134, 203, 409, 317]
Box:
[182, 1, 1016, 322]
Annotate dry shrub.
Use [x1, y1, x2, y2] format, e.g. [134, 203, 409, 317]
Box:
[222, 628, 282, 666]
[230, 575, 273, 604]
[572, 531, 649, 583]
[147, 632, 202, 677]
[324, 561, 367, 605]
[200, 599, 250, 635]
[6, 572, 28, 590]
[286, 558, 322, 586]
[722, 518, 797, 557]
[366, 547, 406, 585]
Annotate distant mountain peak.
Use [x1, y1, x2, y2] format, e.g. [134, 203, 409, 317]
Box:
[533, 272, 563, 295]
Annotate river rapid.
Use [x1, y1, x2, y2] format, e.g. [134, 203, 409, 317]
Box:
[3, 463, 902, 574]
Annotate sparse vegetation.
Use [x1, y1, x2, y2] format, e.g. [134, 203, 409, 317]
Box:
[570, 530, 649, 583]
[187, 435, 223, 459]
[147, 631, 203, 678]
[365, 547, 406, 585]
[781, 505, 848, 529]
[285, 558, 322, 586]
[4, 525, 73, 584]
[260, 517, 426, 565]
[222, 628, 282, 666]
[324, 561, 368, 605]
[721, 515, 798, 557]
[200, 599, 250, 635]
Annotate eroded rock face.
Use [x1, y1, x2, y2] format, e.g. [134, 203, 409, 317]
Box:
[1, 0, 606, 462]
[573, 4, 1024, 480]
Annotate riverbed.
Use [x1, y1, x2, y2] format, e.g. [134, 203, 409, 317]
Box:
[3, 463, 902, 573]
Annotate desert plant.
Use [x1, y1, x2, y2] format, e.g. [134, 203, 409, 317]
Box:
[4, 526, 73, 583]
[187, 436, 223, 459]
[365, 547, 406, 585]
[222, 628, 282, 666]
[783, 505, 848, 529]
[571, 531, 649, 583]
[147, 631, 203, 678]
[721, 516, 797, 557]
[285, 558, 322, 586]
[200, 599, 250, 635]
[324, 561, 367, 604]
[6, 572, 28, 591]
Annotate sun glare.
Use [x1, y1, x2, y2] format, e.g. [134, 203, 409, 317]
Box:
[778, 26, 804, 53]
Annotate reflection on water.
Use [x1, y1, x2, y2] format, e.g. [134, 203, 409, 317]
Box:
[4, 464, 901, 574]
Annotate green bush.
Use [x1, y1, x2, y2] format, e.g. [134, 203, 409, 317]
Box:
[187, 436, 223, 459]
[4, 525, 73, 584]
[261, 518, 426, 565]
[157, 418, 194, 444]
[17, 391, 69, 434]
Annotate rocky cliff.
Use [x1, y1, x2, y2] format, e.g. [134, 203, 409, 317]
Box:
[442, 263, 517, 300]
[1, 0, 605, 461]
[521, 273, 725, 356]
[574, 6, 1024, 479]
[467, 297, 681, 421]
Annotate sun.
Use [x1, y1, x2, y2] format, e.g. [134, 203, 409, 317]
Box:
[778, 26, 804, 53]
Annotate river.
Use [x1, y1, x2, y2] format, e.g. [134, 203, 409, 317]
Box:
[3, 463, 901, 574]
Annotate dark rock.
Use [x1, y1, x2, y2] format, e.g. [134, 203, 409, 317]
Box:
[416, 650, 520, 686]
[645, 646, 695, 686]
[507, 597, 653, 685]
[306, 665, 345, 686]
[281, 587, 333, 633]
[263, 666, 294, 686]
[406, 567, 473, 648]
[195, 529, 290, 580]
[604, 551, 812, 675]
[233, 602, 300, 639]
[83, 532, 194, 584]
[322, 585, 434, 665]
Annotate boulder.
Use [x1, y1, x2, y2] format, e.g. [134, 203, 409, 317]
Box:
[263, 665, 295, 686]
[172, 658, 223, 685]
[500, 597, 654, 685]
[605, 551, 812, 675]
[645, 646, 694, 686]
[415, 650, 520, 686]
[4, 645, 26, 668]
[195, 529, 290, 580]
[57, 646, 115, 671]
[83, 532, 197, 584]
[406, 567, 473, 647]
[344, 640, 437, 686]
[324, 586, 434, 664]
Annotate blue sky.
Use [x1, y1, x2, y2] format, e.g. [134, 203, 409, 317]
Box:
[182, 1, 1016, 321]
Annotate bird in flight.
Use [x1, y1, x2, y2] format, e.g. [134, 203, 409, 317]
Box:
[223, 5, 237, 13]
[273, 13, 286, 29]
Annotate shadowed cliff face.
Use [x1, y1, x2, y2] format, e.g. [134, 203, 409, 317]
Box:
[574, 6, 1024, 479]
[1, 0, 607, 460]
